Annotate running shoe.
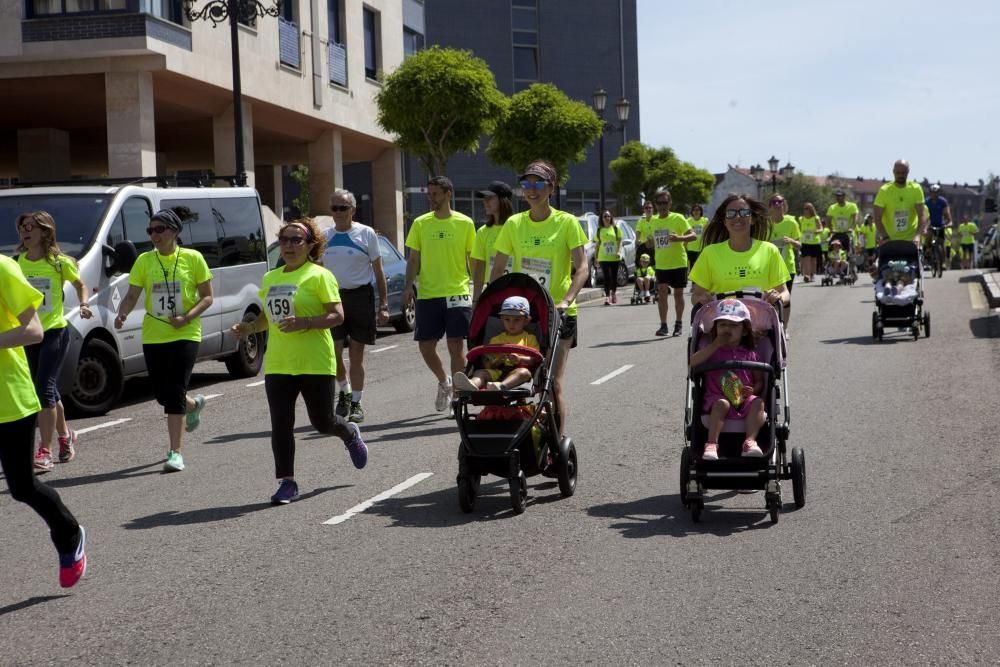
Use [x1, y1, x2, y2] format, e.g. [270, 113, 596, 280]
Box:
[163, 450, 185, 472]
[611, 293, 618, 304]
[58, 429, 77, 463]
[58, 526, 86, 589]
[344, 422, 368, 469]
[34, 447, 54, 473]
[655, 324, 670, 337]
[741, 440, 764, 457]
[452, 372, 478, 393]
[348, 401, 365, 423]
[644, 295, 651, 303]
[702, 443, 719, 461]
[335, 391, 351, 418]
[603, 298, 610, 306]
[485, 381, 503, 391]
[435, 379, 452, 412]
[270, 479, 300, 505]
[185, 394, 206, 433]
[672, 322, 683, 337]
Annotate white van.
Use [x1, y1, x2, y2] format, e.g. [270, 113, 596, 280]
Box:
[0, 185, 268, 416]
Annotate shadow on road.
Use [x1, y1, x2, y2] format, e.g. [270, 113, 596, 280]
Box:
[0, 462, 163, 492]
[588, 337, 674, 349]
[358, 414, 448, 433]
[970, 315, 1000, 338]
[587, 493, 779, 537]
[818, 335, 882, 345]
[205, 425, 313, 445]
[122, 485, 349, 529]
[0, 595, 71, 618]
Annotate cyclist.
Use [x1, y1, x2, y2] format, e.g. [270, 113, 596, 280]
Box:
[874, 159, 928, 244]
[649, 188, 696, 337]
[825, 189, 859, 254]
[923, 184, 952, 275]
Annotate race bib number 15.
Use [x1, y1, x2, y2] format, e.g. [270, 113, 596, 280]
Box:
[151, 282, 182, 319]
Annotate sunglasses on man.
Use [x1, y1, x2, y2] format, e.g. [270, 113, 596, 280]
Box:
[330, 204, 352, 212]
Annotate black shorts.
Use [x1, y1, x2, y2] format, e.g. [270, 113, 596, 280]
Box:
[832, 232, 852, 251]
[801, 244, 822, 259]
[332, 284, 377, 345]
[655, 267, 688, 289]
[414, 297, 472, 341]
[142, 340, 198, 415]
[961, 243, 975, 253]
[559, 314, 578, 349]
[686, 250, 700, 266]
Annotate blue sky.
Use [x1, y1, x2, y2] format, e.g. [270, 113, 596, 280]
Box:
[636, 0, 998, 185]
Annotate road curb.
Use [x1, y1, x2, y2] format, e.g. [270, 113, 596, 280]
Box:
[978, 270, 1000, 308]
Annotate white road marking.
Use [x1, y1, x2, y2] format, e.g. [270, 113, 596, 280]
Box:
[75, 418, 132, 435]
[203, 393, 223, 400]
[323, 472, 434, 525]
[371, 345, 399, 353]
[969, 282, 988, 310]
[246, 380, 266, 387]
[591, 364, 634, 385]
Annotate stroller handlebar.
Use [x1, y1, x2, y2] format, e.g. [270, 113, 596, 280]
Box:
[690, 360, 776, 378]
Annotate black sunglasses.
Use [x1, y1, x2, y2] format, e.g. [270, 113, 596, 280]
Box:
[146, 225, 170, 235]
[724, 208, 753, 219]
[278, 235, 308, 246]
[330, 204, 352, 212]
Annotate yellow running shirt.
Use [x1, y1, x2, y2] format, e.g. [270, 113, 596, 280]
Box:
[648, 212, 691, 270]
[17, 253, 80, 332]
[635, 217, 654, 244]
[826, 202, 859, 233]
[769, 215, 801, 274]
[686, 216, 709, 252]
[0, 255, 43, 423]
[874, 181, 925, 240]
[405, 211, 476, 299]
[959, 221, 978, 244]
[471, 223, 512, 284]
[260, 261, 340, 376]
[128, 247, 212, 344]
[689, 239, 790, 295]
[799, 216, 821, 245]
[856, 222, 877, 250]
[493, 208, 588, 317]
[596, 225, 622, 262]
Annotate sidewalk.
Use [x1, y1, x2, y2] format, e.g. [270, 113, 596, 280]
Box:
[978, 269, 1000, 308]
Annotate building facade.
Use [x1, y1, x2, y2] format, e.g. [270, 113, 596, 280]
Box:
[0, 0, 424, 244]
[403, 0, 640, 223]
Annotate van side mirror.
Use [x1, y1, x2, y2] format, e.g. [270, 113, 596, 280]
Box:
[103, 240, 138, 277]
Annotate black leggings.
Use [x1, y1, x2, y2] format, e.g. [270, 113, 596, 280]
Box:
[143, 340, 198, 414]
[264, 374, 353, 479]
[25, 326, 70, 408]
[600, 260, 620, 296]
[0, 414, 80, 553]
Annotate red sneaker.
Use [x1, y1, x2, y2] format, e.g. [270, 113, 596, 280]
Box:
[34, 447, 54, 473]
[59, 526, 87, 589]
[58, 429, 77, 463]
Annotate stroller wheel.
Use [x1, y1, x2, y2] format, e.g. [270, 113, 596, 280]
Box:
[457, 475, 478, 513]
[556, 436, 578, 498]
[923, 311, 931, 337]
[768, 504, 780, 524]
[690, 499, 703, 523]
[679, 447, 691, 507]
[791, 447, 806, 509]
[509, 470, 527, 514]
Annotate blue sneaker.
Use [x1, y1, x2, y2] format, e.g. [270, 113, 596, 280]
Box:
[185, 394, 206, 433]
[270, 479, 299, 505]
[344, 422, 368, 469]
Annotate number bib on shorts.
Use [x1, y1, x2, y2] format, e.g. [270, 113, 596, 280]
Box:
[447, 294, 472, 309]
[520, 256, 552, 287]
[151, 282, 182, 319]
[894, 210, 909, 232]
[26, 276, 53, 314]
[654, 229, 671, 249]
[265, 284, 297, 320]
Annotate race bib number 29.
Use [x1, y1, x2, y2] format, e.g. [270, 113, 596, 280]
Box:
[266, 284, 296, 320]
[894, 210, 909, 232]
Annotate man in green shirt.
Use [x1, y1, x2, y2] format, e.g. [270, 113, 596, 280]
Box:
[873, 159, 927, 244]
[402, 176, 477, 413]
[825, 190, 859, 253]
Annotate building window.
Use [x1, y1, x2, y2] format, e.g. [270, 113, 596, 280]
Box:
[327, 0, 347, 86]
[278, 0, 300, 68]
[27, 0, 126, 16]
[363, 6, 380, 80]
[511, 0, 538, 91]
[403, 26, 424, 58]
[328, 0, 342, 43]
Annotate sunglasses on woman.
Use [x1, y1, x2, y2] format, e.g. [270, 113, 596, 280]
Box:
[519, 180, 548, 191]
[146, 225, 170, 235]
[724, 208, 753, 219]
[278, 235, 308, 246]
[16, 221, 35, 232]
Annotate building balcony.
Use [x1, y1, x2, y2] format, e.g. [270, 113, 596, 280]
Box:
[21, 0, 191, 50]
[277, 16, 299, 68]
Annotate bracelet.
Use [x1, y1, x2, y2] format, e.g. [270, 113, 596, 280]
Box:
[379, 304, 389, 309]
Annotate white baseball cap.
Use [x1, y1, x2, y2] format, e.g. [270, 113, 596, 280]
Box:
[500, 296, 531, 317]
[713, 298, 751, 324]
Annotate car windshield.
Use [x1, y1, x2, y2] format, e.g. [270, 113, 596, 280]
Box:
[0, 194, 113, 259]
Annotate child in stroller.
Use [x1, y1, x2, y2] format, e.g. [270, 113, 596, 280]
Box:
[821, 239, 854, 285]
[688, 299, 766, 461]
[631, 253, 656, 304]
[874, 260, 917, 306]
[453, 296, 539, 391]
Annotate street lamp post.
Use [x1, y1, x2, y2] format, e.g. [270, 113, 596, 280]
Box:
[749, 157, 795, 197]
[591, 87, 631, 214]
[184, 0, 281, 187]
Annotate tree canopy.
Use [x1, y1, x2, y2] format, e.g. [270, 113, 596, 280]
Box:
[609, 141, 714, 213]
[772, 173, 837, 218]
[375, 47, 506, 177]
[486, 83, 603, 185]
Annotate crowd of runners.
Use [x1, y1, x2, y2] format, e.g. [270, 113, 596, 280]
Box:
[0, 156, 978, 588]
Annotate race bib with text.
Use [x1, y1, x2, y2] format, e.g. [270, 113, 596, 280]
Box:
[265, 284, 297, 321]
[27, 276, 53, 314]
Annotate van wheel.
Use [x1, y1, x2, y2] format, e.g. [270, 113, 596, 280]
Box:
[225, 312, 265, 378]
[65, 338, 123, 417]
[393, 299, 416, 333]
[616, 263, 629, 287]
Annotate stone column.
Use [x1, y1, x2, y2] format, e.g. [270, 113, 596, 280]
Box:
[372, 146, 404, 247]
[17, 128, 71, 182]
[308, 129, 343, 216]
[256, 165, 285, 220]
[213, 100, 255, 187]
[105, 71, 157, 178]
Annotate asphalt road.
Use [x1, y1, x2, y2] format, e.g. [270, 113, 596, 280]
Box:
[2, 270, 998, 666]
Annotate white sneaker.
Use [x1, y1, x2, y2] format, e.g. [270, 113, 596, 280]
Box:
[485, 381, 503, 392]
[435, 379, 452, 412]
[452, 372, 478, 393]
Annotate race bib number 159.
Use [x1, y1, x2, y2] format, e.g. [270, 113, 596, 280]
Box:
[266, 285, 297, 320]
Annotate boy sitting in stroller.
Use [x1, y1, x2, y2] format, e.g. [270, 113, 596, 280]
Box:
[827, 239, 849, 278]
[454, 296, 540, 392]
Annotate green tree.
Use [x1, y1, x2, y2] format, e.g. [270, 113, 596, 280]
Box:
[375, 47, 506, 177]
[774, 173, 836, 218]
[486, 83, 603, 187]
[610, 141, 714, 212]
[290, 164, 309, 217]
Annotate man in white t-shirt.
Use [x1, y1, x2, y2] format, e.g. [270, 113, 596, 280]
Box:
[325, 189, 389, 423]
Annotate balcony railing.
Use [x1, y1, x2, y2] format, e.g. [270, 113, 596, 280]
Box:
[278, 16, 300, 69]
[328, 41, 347, 87]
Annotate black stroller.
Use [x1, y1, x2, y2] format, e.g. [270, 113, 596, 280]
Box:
[680, 293, 805, 524]
[453, 273, 578, 514]
[871, 240, 929, 341]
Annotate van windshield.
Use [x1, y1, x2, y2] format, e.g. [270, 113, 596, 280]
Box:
[0, 194, 113, 259]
